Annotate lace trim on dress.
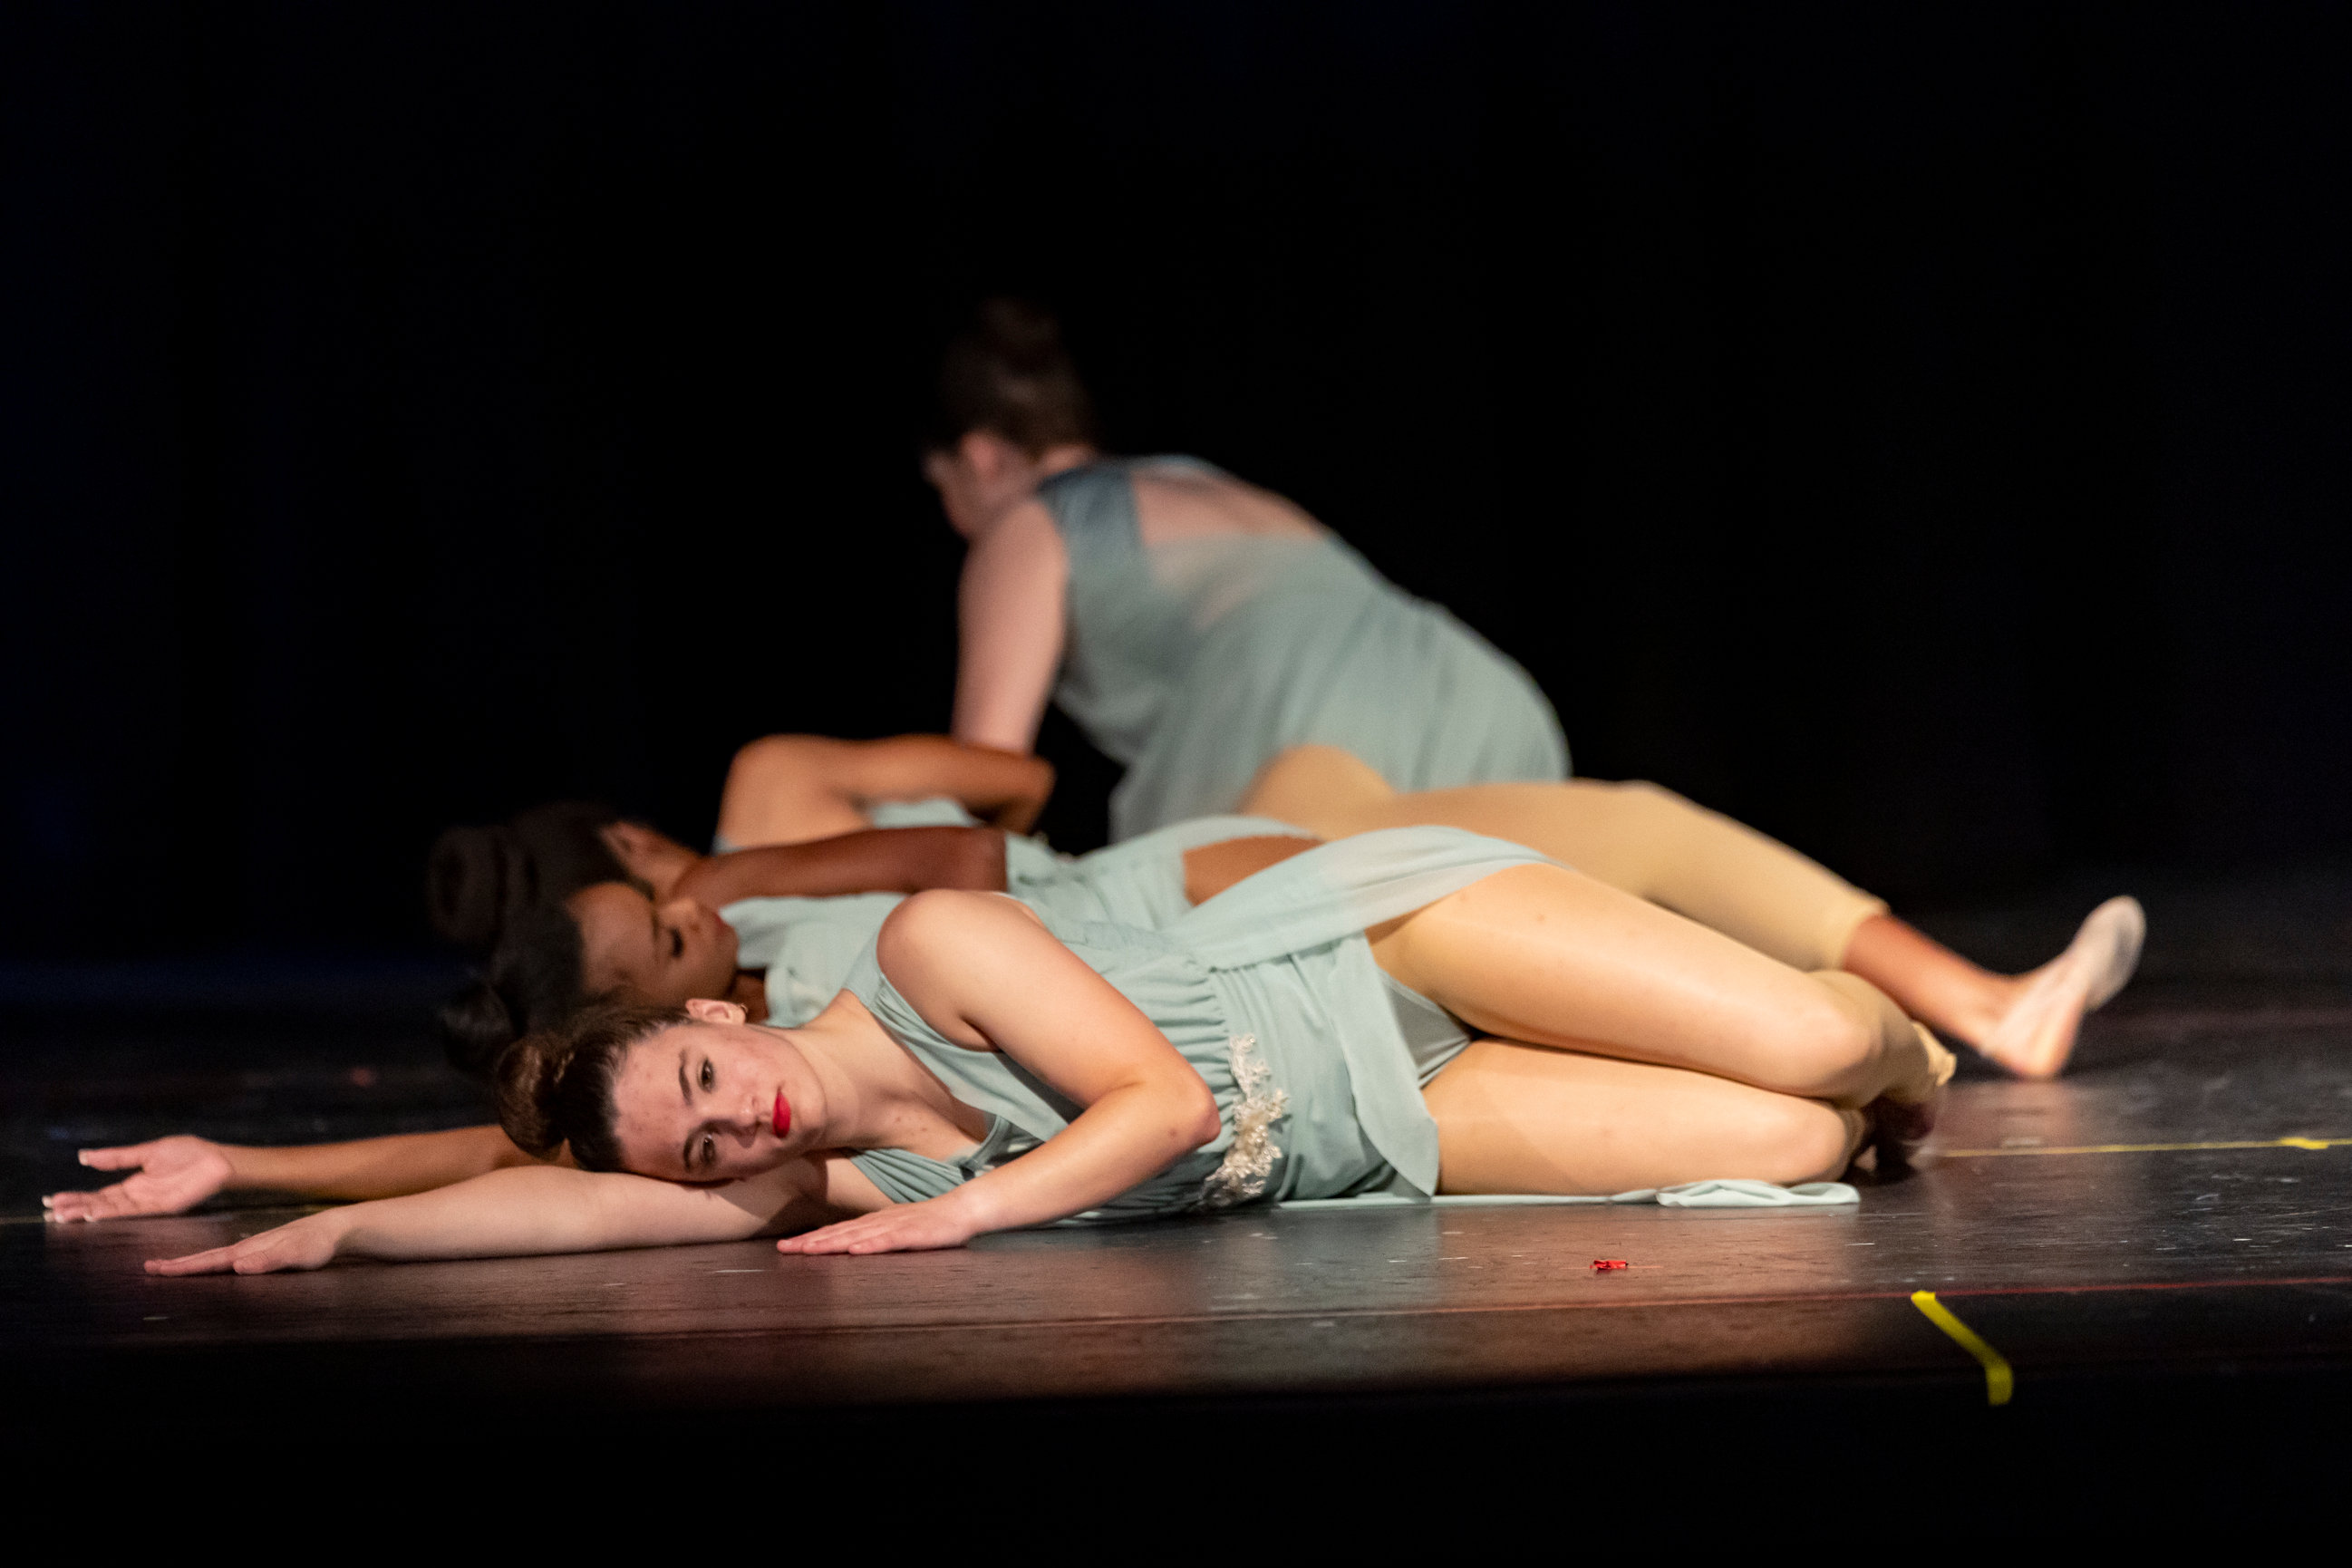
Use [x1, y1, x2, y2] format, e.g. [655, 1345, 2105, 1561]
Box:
[1198, 1034, 1290, 1209]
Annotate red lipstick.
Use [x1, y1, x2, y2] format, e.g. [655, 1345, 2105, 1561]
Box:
[771, 1090, 791, 1137]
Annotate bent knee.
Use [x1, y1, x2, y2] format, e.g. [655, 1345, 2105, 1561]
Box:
[1743, 1097, 1861, 1185]
[1244, 745, 1392, 824]
[1754, 983, 1881, 1095]
[1609, 778, 1679, 804]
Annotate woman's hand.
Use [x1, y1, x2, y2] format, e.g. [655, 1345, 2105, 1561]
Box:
[861, 893, 1222, 1236]
[776, 1195, 983, 1256]
[144, 1210, 348, 1276]
[600, 820, 704, 903]
[45, 1137, 234, 1223]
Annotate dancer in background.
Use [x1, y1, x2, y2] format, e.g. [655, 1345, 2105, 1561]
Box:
[927, 300, 1567, 839]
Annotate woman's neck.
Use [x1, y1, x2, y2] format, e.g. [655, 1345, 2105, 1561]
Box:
[785, 992, 990, 1157]
[964, 442, 1100, 539]
[1033, 442, 1098, 479]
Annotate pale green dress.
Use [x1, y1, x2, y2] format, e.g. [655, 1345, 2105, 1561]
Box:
[840, 826, 1539, 1216]
[722, 800, 1310, 1026]
[1038, 457, 1570, 840]
[739, 816, 1859, 1214]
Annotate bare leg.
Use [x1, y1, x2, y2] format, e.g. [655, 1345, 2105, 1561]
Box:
[1243, 743, 1398, 828]
[1181, 835, 1321, 905]
[1895, 898, 2145, 1079]
[1840, 915, 2018, 1049]
[1424, 1039, 1864, 1194]
[1247, 745, 2142, 1079]
[1370, 864, 1950, 1108]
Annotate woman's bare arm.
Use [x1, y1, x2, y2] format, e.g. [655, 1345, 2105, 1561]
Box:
[777, 891, 1222, 1255]
[717, 733, 1056, 846]
[952, 500, 1068, 756]
[145, 1157, 839, 1276]
[46, 1126, 547, 1223]
[672, 827, 1010, 909]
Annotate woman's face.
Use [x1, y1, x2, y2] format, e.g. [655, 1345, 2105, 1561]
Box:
[923, 431, 1040, 540]
[609, 1007, 822, 1181]
[923, 445, 988, 538]
[568, 882, 740, 1006]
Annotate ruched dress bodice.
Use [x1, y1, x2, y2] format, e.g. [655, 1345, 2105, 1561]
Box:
[1038, 457, 1570, 840]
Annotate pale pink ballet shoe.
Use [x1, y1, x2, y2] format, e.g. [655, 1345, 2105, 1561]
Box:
[1980, 895, 2146, 1079]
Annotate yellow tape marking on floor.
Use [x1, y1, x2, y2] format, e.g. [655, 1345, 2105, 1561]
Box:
[1911, 1290, 2013, 1406]
[1938, 1136, 2352, 1158]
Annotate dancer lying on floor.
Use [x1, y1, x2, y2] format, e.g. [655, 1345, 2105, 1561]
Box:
[928, 300, 1565, 838]
[47, 749, 2142, 1224]
[44, 811, 1359, 1224]
[653, 729, 2143, 1077]
[140, 827, 1953, 1274]
[428, 732, 1057, 954]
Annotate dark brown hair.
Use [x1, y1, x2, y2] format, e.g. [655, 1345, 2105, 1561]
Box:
[426, 801, 632, 950]
[427, 800, 639, 1078]
[495, 999, 691, 1172]
[437, 902, 591, 1079]
[930, 297, 1099, 457]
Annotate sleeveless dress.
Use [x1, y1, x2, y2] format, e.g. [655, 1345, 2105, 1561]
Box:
[839, 827, 1547, 1218]
[723, 801, 1313, 1025]
[1037, 457, 1571, 840]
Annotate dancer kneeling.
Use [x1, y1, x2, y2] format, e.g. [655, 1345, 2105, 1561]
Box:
[148, 828, 1948, 1274]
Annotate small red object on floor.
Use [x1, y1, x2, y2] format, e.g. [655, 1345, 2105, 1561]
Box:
[1592, 1258, 1629, 1272]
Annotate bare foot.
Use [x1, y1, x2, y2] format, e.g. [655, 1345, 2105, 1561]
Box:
[1979, 896, 2146, 1079]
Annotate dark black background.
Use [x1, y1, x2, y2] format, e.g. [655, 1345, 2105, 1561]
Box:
[4, 2, 2346, 959]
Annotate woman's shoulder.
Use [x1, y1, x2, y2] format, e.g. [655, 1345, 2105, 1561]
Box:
[1128, 460, 1326, 547]
[863, 891, 1039, 1050]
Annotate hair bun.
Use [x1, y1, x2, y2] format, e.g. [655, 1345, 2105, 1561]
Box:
[973, 297, 1068, 369]
[426, 825, 532, 948]
[427, 802, 628, 956]
[494, 1029, 568, 1156]
[439, 975, 521, 1079]
[934, 298, 1098, 456]
[492, 1000, 686, 1170]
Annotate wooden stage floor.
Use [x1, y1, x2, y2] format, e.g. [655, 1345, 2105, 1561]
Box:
[7, 871, 2352, 1512]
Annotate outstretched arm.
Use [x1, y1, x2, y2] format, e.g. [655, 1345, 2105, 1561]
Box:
[717, 733, 1056, 847]
[672, 827, 1011, 908]
[952, 499, 1068, 757]
[45, 1126, 547, 1223]
[145, 1157, 841, 1276]
[778, 891, 1222, 1256]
